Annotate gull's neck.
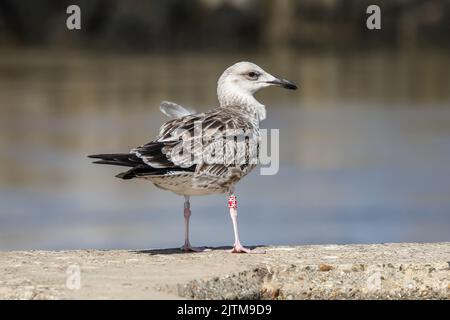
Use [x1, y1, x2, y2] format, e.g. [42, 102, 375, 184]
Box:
[217, 85, 266, 121]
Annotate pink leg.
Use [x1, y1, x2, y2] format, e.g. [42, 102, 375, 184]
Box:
[181, 196, 210, 253]
[228, 193, 263, 254]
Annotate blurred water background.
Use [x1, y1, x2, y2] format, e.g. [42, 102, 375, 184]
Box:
[0, 0, 449, 250]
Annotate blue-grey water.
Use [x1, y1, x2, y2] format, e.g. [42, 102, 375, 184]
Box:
[0, 49, 449, 250]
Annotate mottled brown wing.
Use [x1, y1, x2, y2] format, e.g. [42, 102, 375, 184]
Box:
[131, 107, 259, 184]
[189, 108, 260, 188]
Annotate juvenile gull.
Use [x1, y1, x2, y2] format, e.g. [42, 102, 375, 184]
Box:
[89, 62, 297, 253]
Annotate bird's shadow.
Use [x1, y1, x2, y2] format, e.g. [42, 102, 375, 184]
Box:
[131, 245, 267, 256]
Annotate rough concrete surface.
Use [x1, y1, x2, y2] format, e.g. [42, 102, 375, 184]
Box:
[0, 243, 449, 300]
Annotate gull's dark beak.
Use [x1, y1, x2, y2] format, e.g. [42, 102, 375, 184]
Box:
[266, 78, 298, 90]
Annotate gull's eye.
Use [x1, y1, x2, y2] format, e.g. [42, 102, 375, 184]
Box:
[247, 72, 259, 80]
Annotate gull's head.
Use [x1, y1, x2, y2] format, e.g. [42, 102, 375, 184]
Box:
[217, 62, 297, 120]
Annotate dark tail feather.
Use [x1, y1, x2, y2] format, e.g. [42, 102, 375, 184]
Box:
[115, 165, 157, 180]
[88, 153, 138, 167]
[89, 153, 196, 180]
[88, 153, 131, 160]
[89, 153, 159, 180]
[115, 169, 136, 180]
[92, 160, 135, 167]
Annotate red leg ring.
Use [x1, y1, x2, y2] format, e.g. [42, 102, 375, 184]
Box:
[228, 195, 237, 209]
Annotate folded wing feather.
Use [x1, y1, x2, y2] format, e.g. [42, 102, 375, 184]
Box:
[160, 101, 195, 119]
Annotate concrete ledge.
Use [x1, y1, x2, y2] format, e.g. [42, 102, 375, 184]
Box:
[0, 243, 449, 299]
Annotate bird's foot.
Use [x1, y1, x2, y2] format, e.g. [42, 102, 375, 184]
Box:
[181, 244, 211, 253]
[229, 244, 265, 254]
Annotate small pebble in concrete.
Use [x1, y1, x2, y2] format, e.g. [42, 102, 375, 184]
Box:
[319, 264, 334, 272]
